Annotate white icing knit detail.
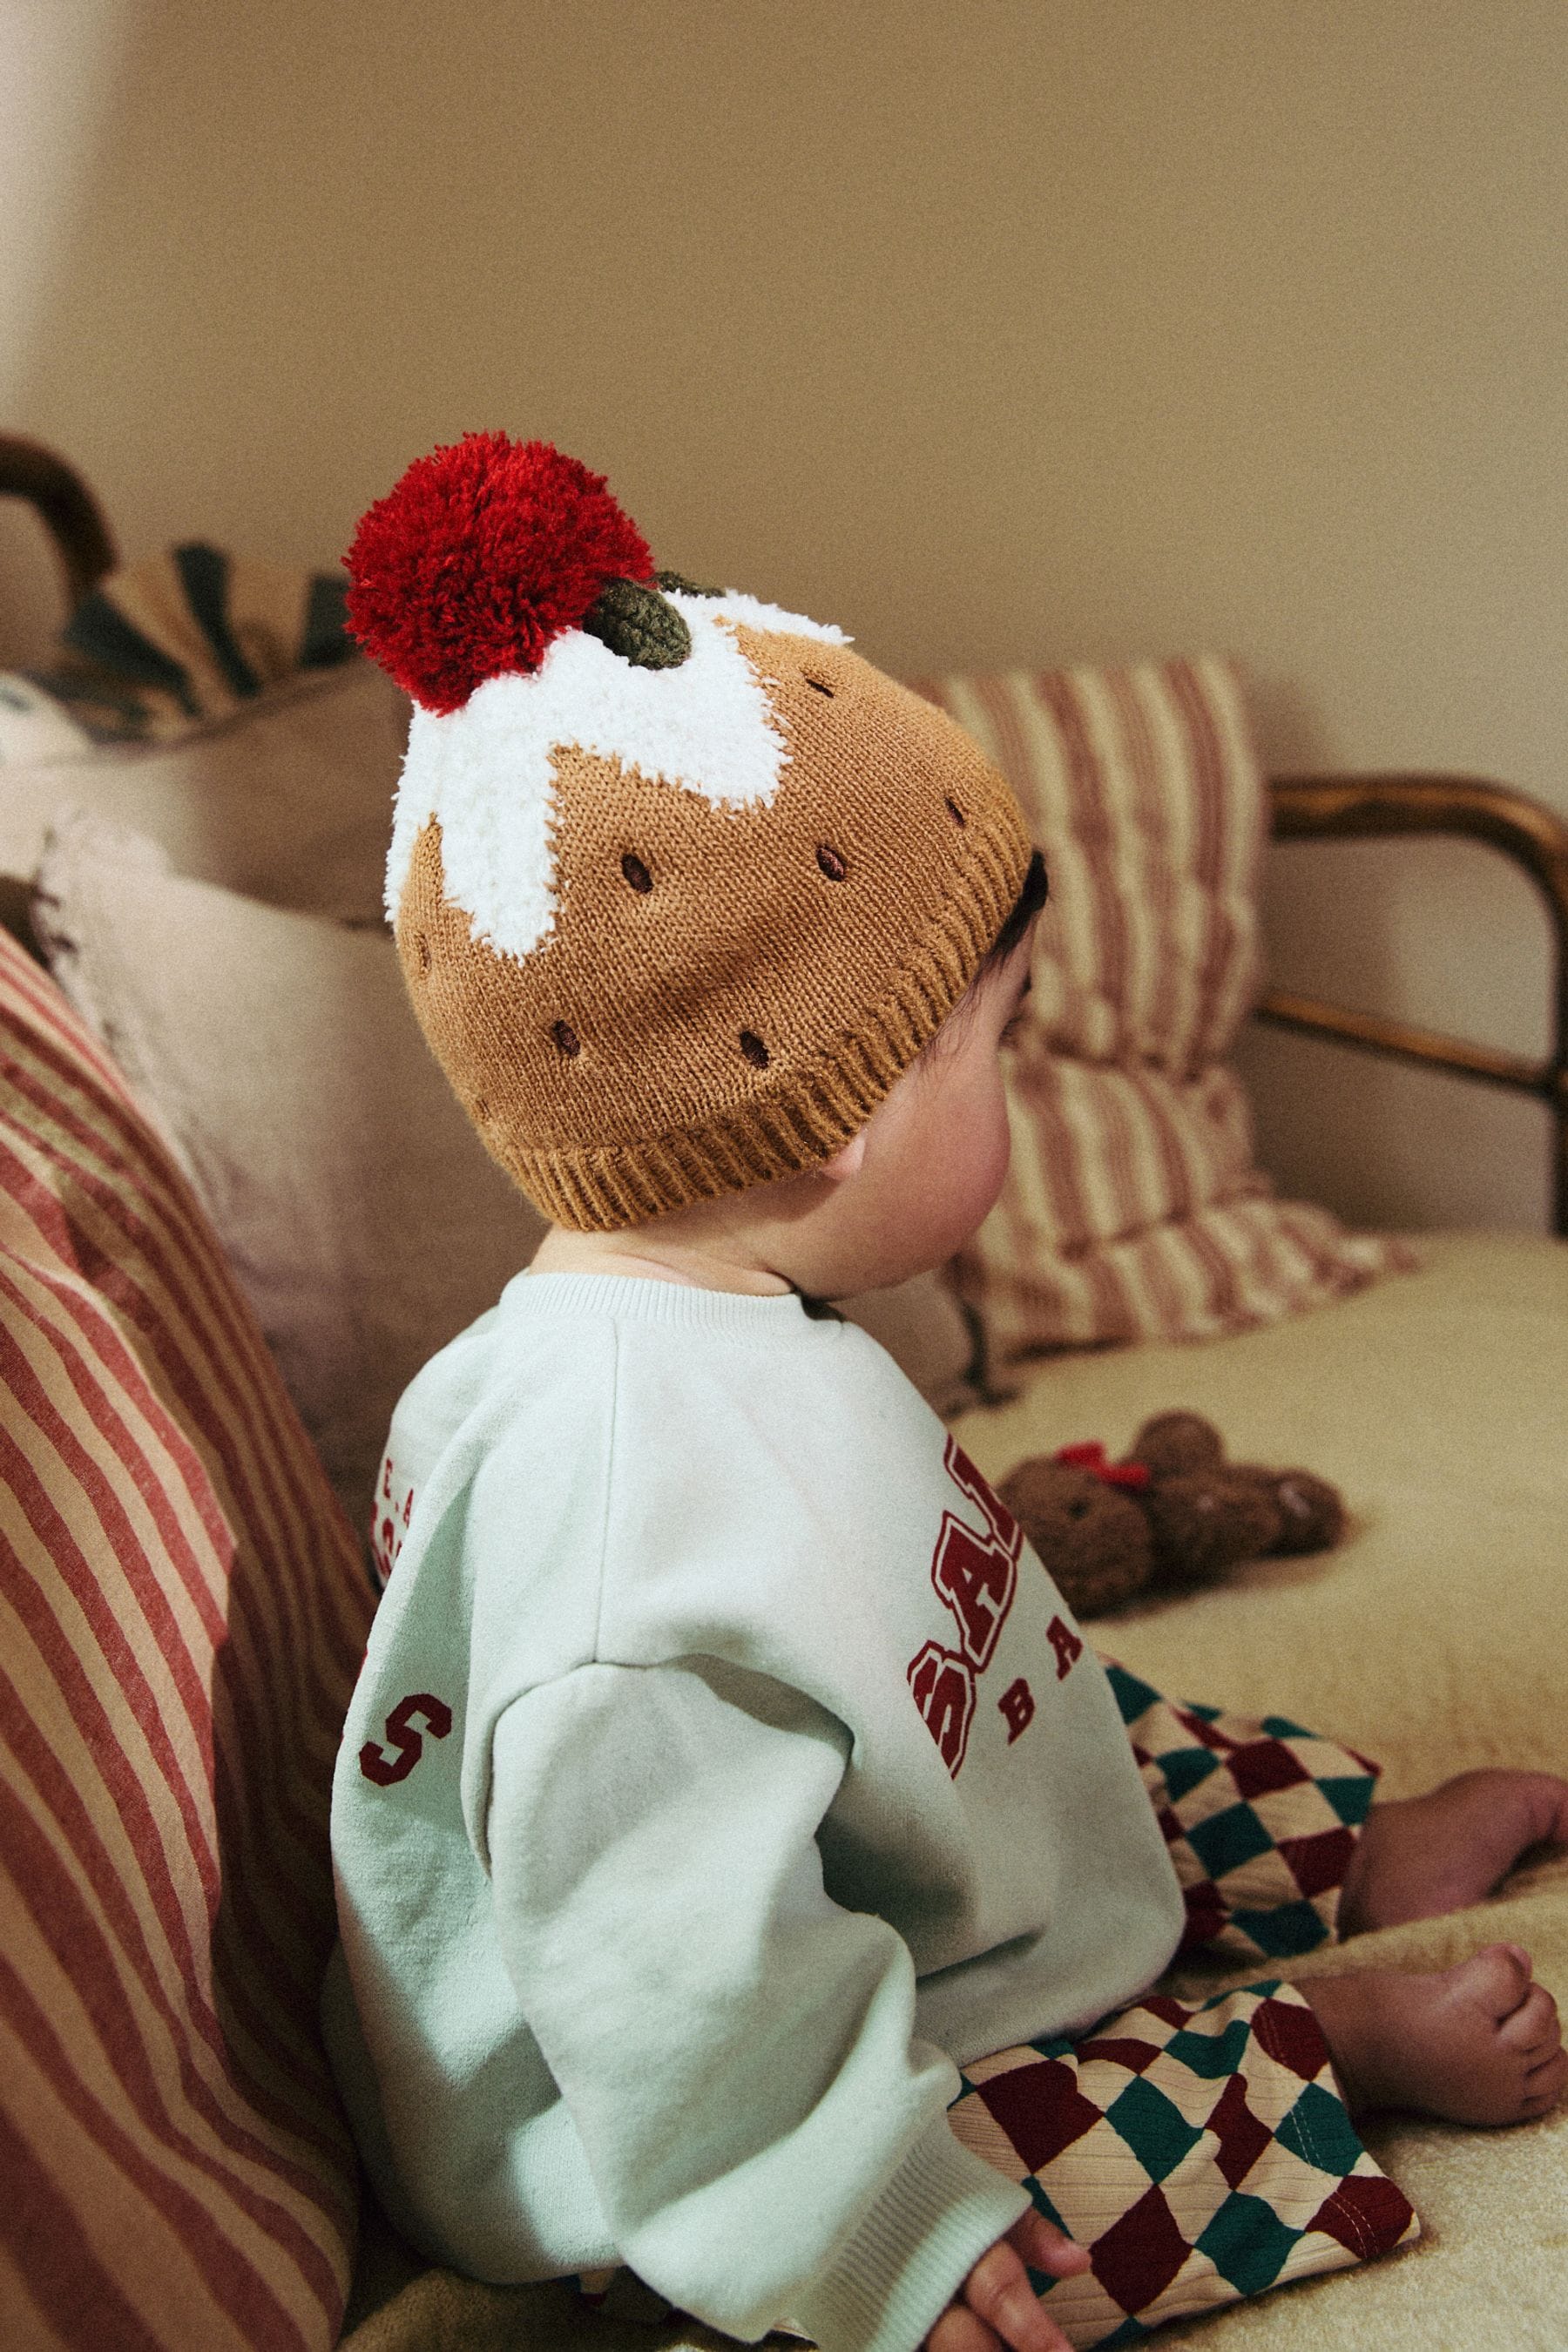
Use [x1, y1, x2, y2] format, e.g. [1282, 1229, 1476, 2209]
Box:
[694, 590, 848, 646]
[385, 596, 850, 963]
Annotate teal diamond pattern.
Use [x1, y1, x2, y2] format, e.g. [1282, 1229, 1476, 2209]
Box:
[1184, 1800, 1274, 1879]
[1027, 2028, 1083, 2062]
[1101, 2318, 1153, 2345]
[1162, 2017, 1254, 2080]
[1024, 2174, 1071, 2235]
[1197, 1979, 1280, 2009]
[1228, 1899, 1328, 1957]
[1195, 2190, 1301, 2294]
[1105, 2076, 1205, 2182]
[1315, 1774, 1378, 1826]
[1105, 1663, 1161, 1726]
[1156, 1745, 1221, 1802]
[1277, 2080, 1367, 2178]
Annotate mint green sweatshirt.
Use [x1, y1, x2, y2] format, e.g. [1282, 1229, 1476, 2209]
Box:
[324, 1274, 1185, 2352]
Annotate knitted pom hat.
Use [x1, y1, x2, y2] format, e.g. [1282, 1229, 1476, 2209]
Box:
[347, 433, 1033, 1231]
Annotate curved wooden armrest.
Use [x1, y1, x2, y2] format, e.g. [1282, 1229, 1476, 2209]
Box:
[1259, 774, 1568, 1235]
[0, 434, 118, 615]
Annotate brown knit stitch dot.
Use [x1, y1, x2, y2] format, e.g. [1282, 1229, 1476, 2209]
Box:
[815, 844, 847, 882]
[738, 1030, 770, 1070]
[414, 931, 432, 974]
[471, 1096, 490, 1123]
[945, 797, 966, 827]
[552, 1021, 581, 1058]
[804, 678, 835, 698]
[620, 852, 652, 894]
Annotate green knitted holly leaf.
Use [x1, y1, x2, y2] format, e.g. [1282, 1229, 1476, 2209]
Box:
[583, 578, 693, 668]
[654, 569, 724, 598]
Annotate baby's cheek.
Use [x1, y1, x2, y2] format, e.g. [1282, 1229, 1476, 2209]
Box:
[950, 1101, 1012, 1243]
[977, 1078, 1015, 1193]
[976, 1124, 1013, 1221]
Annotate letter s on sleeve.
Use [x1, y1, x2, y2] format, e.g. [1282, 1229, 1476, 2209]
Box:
[359, 1693, 453, 1787]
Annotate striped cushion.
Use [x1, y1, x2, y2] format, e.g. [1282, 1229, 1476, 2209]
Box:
[913, 660, 1409, 1364]
[0, 929, 374, 2347]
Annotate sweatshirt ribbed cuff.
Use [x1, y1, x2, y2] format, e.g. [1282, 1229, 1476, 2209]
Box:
[787, 2117, 1031, 2352]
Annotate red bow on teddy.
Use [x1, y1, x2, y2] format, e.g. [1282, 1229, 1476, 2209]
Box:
[1054, 1440, 1151, 1491]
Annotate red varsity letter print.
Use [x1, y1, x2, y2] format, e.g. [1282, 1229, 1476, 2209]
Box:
[997, 1677, 1035, 1743]
[908, 1642, 977, 1776]
[943, 1439, 1024, 1552]
[359, 1693, 453, 1787]
[930, 1438, 1024, 1669]
[370, 1451, 416, 1589]
[1046, 1615, 1085, 1681]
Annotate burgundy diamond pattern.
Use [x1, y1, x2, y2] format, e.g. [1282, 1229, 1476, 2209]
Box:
[1277, 1825, 1357, 1899]
[1207, 2071, 1274, 2191]
[1115, 1674, 1382, 1966]
[1072, 2034, 1162, 2075]
[1309, 2172, 1422, 2257]
[1227, 1738, 1314, 1801]
[1090, 2183, 1191, 2313]
[974, 2058, 1103, 2173]
[1252, 1993, 1333, 2080]
[949, 1980, 1417, 2347]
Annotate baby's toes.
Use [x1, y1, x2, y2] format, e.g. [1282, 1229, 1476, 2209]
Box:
[1544, 1777, 1568, 1845]
[1497, 1982, 1558, 2053]
[1461, 1941, 1535, 2021]
[1524, 1990, 1562, 2062]
[1521, 2047, 1568, 2115]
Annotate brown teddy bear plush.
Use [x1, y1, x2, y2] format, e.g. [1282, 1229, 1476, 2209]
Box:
[997, 1411, 1346, 1620]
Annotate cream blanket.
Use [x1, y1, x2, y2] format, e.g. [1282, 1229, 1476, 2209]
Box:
[343, 1234, 1568, 2352]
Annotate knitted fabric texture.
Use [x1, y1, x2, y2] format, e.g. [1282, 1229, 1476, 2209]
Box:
[348, 436, 1033, 1231]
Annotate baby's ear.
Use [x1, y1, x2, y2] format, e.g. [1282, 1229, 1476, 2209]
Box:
[821, 1128, 868, 1184]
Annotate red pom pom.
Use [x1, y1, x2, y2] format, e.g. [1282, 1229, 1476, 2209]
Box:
[344, 434, 653, 712]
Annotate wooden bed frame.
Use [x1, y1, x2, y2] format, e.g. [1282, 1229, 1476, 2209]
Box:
[6, 432, 1567, 1235]
[1258, 775, 1568, 1237]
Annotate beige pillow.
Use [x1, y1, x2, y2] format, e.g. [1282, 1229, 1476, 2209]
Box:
[5, 658, 403, 923]
[910, 658, 1413, 1370]
[35, 812, 546, 1539]
[34, 814, 977, 1541]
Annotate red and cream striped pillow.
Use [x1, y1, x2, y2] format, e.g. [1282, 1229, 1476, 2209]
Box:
[913, 659, 1409, 1366]
[0, 929, 374, 2347]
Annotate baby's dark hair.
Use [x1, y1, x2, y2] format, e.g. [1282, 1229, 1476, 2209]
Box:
[920, 850, 1048, 1071]
[979, 848, 1049, 977]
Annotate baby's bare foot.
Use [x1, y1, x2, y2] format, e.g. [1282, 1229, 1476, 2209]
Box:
[1301, 1944, 1567, 2126]
[1339, 1770, 1568, 1936]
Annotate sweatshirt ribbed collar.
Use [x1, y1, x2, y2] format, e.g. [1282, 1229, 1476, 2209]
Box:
[500, 1269, 839, 1340]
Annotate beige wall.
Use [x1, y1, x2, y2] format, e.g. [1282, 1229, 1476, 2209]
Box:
[3, 0, 1564, 1228]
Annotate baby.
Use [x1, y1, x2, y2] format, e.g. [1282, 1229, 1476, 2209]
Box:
[325, 435, 1567, 2352]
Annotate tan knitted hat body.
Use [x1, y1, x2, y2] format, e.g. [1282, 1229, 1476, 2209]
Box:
[348, 436, 1031, 1231]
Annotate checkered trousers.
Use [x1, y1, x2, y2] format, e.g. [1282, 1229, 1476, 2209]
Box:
[1101, 1661, 1382, 1964]
[576, 1670, 1414, 2345]
[942, 1669, 1415, 2346]
[947, 1978, 1416, 2347]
